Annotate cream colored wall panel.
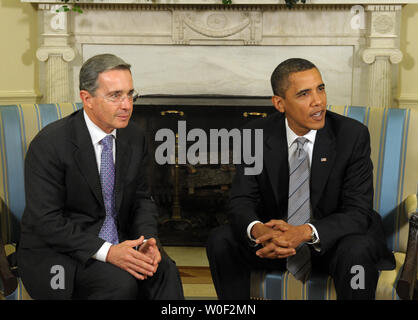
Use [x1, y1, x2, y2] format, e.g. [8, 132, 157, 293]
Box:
[0, 1, 38, 96]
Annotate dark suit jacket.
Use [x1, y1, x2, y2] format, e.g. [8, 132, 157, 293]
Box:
[17, 109, 158, 299]
[229, 111, 395, 270]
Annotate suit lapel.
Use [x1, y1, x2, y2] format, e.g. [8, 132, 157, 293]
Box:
[310, 119, 336, 213]
[114, 128, 132, 212]
[263, 114, 289, 216]
[71, 111, 133, 214]
[70, 111, 104, 209]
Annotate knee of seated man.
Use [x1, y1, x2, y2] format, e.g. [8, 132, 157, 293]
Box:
[335, 234, 377, 266]
[101, 266, 139, 299]
[207, 224, 233, 252]
[156, 253, 179, 277]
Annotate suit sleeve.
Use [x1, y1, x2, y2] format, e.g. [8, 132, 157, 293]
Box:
[22, 135, 105, 265]
[129, 134, 159, 241]
[312, 125, 374, 254]
[228, 156, 263, 245]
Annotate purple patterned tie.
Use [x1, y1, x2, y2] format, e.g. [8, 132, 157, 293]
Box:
[98, 135, 119, 245]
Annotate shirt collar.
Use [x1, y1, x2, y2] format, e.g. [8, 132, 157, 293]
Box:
[285, 117, 317, 148]
[83, 110, 116, 145]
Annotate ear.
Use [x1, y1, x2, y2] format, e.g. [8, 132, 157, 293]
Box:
[272, 95, 286, 114]
[80, 90, 93, 109]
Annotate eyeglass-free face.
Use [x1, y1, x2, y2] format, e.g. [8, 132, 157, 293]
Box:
[272, 68, 327, 137]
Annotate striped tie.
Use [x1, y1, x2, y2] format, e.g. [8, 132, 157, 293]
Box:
[98, 134, 119, 245]
[286, 137, 311, 281]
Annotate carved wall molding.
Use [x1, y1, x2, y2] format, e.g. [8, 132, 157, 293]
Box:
[173, 10, 261, 44]
[373, 14, 395, 34]
[62, 3, 353, 11]
[36, 46, 76, 62]
[366, 6, 401, 39]
[366, 4, 403, 11]
[362, 48, 403, 65]
[183, 12, 250, 37]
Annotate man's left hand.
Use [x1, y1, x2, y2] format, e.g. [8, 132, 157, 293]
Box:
[256, 219, 312, 249]
[138, 237, 161, 273]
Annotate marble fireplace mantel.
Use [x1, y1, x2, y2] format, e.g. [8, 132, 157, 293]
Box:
[20, 1, 418, 4]
[22, 0, 418, 107]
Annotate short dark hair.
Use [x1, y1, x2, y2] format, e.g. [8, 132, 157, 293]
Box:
[79, 54, 131, 94]
[270, 58, 317, 97]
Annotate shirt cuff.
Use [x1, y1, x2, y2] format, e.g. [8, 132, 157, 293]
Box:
[92, 242, 112, 262]
[247, 220, 262, 243]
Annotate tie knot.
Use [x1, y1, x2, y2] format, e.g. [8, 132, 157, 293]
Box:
[101, 135, 113, 151]
[294, 137, 308, 161]
[295, 137, 308, 150]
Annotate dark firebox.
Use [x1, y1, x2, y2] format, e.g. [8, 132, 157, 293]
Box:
[131, 95, 276, 246]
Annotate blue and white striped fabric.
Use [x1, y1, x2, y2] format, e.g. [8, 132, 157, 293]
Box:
[0, 103, 82, 245]
[0, 103, 82, 300]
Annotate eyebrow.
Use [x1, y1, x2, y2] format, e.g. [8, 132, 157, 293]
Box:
[296, 88, 310, 96]
[106, 88, 135, 95]
[296, 83, 325, 96]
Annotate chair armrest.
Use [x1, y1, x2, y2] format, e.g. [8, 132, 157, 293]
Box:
[0, 236, 18, 297]
[396, 211, 418, 300]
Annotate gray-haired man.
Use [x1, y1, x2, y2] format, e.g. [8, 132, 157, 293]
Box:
[17, 54, 184, 300]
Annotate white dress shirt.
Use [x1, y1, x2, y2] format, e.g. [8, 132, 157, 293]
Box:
[83, 111, 116, 262]
[247, 118, 320, 250]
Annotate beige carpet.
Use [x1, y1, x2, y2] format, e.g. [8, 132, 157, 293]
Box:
[164, 246, 217, 300]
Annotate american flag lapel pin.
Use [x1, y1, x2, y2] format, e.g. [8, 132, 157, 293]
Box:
[321, 157, 327, 162]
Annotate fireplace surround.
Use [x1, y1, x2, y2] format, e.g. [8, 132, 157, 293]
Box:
[22, 0, 418, 109]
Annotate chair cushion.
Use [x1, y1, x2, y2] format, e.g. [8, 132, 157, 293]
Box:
[251, 270, 336, 300]
[3, 278, 31, 300]
[251, 252, 405, 300]
[375, 252, 405, 300]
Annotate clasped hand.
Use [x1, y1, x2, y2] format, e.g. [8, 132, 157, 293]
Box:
[106, 236, 161, 280]
[252, 220, 311, 259]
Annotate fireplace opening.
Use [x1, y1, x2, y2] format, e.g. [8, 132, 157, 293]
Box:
[132, 95, 276, 246]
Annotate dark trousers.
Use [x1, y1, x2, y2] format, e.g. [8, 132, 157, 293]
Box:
[206, 224, 381, 300]
[73, 251, 184, 300]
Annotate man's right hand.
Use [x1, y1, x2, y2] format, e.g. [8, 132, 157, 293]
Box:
[251, 223, 296, 259]
[106, 236, 157, 280]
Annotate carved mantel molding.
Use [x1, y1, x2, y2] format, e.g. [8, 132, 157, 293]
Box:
[21, 0, 418, 106]
[19, 0, 418, 4]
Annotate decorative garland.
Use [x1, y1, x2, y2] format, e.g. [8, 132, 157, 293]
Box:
[57, 0, 82, 13]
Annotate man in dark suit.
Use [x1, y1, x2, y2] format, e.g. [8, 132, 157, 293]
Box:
[17, 54, 184, 300]
[206, 58, 395, 300]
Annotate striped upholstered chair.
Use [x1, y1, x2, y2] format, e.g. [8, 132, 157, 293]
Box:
[0, 103, 82, 300]
[250, 105, 418, 300]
